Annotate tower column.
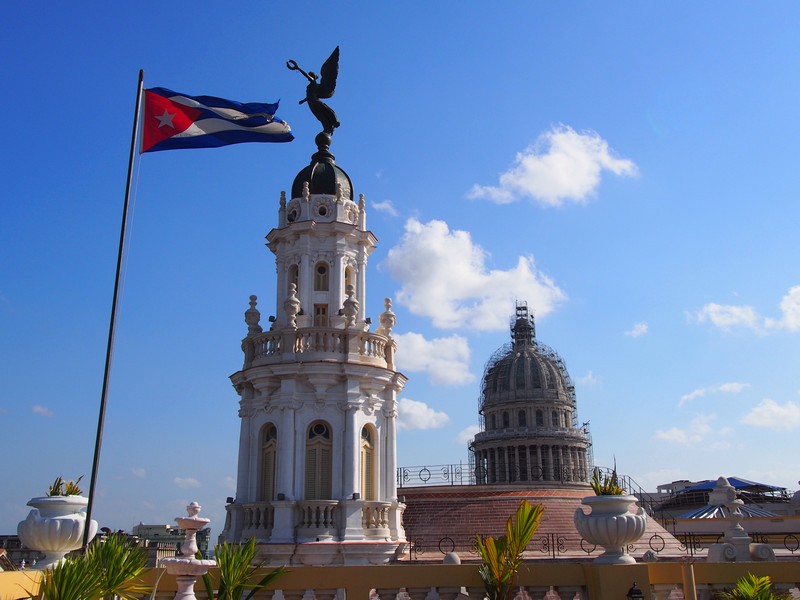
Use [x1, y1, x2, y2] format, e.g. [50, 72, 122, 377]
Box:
[300, 254, 312, 317]
[332, 254, 344, 313]
[356, 254, 367, 321]
[384, 393, 399, 500]
[536, 445, 542, 480]
[236, 406, 253, 502]
[277, 403, 295, 499]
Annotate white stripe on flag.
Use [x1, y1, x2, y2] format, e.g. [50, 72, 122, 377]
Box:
[172, 118, 291, 139]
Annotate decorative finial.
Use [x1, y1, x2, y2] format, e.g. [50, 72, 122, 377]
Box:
[376, 297, 396, 337]
[280, 191, 286, 207]
[359, 193, 365, 210]
[284, 283, 301, 329]
[302, 181, 310, 201]
[342, 284, 359, 328]
[186, 501, 201, 517]
[245, 295, 262, 335]
[336, 182, 343, 203]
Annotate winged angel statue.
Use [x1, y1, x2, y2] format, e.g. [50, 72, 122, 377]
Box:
[287, 47, 340, 135]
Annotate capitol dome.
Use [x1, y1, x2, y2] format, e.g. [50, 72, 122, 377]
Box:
[470, 302, 592, 485]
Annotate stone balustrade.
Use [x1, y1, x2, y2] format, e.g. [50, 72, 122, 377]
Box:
[5, 561, 800, 600]
[231, 500, 400, 543]
[241, 502, 275, 539]
[361, 501, 391, 538]
[243, 327, 392, 369]
[297, 500, 340, 539]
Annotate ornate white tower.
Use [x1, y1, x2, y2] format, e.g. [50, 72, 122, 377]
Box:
[219, 132, 407, 565]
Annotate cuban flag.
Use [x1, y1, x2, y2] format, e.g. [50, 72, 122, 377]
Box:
[141, 87, 294, 153]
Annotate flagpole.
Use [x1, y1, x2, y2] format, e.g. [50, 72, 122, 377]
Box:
[83, 69, 145, 547]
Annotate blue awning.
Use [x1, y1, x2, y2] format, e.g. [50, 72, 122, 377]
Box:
[681, 477, 785, 493]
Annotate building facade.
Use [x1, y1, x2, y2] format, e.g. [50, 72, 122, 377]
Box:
[219, 134, 407, 565]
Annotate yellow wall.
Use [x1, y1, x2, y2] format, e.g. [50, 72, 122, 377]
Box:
[2, 561, 799, 600]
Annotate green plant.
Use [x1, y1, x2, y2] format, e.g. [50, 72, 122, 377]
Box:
[34, 554, 104, 600]
[717, 574, 789, 600]
[202, 537, 286, 600]
[85, 532, 151, 600]
[46, 476, 84, 497]
[590, 467, 626, 496]
[30, 532, 153, 600]
[475, 499, 544, 600]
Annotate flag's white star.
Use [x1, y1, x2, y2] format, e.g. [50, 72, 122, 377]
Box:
[155, 109, 176, 129]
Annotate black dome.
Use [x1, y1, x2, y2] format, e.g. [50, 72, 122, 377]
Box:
[291, 160, 353, 200]
[290, 132, 353, 200]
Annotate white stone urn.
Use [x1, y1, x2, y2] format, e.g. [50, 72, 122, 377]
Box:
[574, 495, 646, 564]
[17, 495, 98, 569]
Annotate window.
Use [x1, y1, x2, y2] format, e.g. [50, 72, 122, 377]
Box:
[259, 424, 277, 501]
[552, 410, 559, 427]
[360, 426, 375, 501]
[314, 262, 329, 291]
[518, 410, 526, 427]
[490, 414, 497, 430]
[502, 412, 510, 428]
[305, 421, 332, 500]
[536, 409, 544, 426]
[314, 304, 328, 327]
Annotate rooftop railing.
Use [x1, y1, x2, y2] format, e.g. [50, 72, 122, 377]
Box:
[243, 327, 392, 369]
[3, 561, 800, 600]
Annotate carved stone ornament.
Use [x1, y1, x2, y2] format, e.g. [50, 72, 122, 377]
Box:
[285, 283, 301, 329]
[245, 295, 263, 335]
[376, 297, 396, 336]
[343, 284, 359, 327]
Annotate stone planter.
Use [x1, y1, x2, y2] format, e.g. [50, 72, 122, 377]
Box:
[573, 495, 646, 564]
[17, 495, 98, 569]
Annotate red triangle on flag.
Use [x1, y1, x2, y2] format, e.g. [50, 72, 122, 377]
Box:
[141, 91, 203, 152]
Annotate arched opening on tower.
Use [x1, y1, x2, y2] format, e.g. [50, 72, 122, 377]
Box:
[259, 423, 277, 501]
[314, 261, 329, 291]
[305, 421, 332, 500]
[360, 425, 376, 501]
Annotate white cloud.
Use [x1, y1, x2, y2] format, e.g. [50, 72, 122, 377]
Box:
[32, 405, 53, 417]
[467, 125, 637, 206]
[655, 414, 716, 446]
[397, 398, 450, 430]
[691, 303, 760, 331]
[578, 371, 598, 385]
[371, 199, 398, 217]
[679, 382, 750, 407]
[382, 218, 566, 330]
[691, 285, 800, 333]
[625, 322, 648, 338]
[457, 425, 480, 445]
[393, 331, 474, 386]
[741, 399, 800, 431]
[174, 477, 201, 489]
[765, 285, 800, 332]
[131, 468, 146, 479]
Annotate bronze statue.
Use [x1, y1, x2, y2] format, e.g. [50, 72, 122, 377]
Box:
[287, 47, 340, 136]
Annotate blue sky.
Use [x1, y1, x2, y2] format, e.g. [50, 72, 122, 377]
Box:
[2, 3, 800, 540]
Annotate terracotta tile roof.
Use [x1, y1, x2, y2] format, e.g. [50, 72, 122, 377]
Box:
[400, 484, 685, 561]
